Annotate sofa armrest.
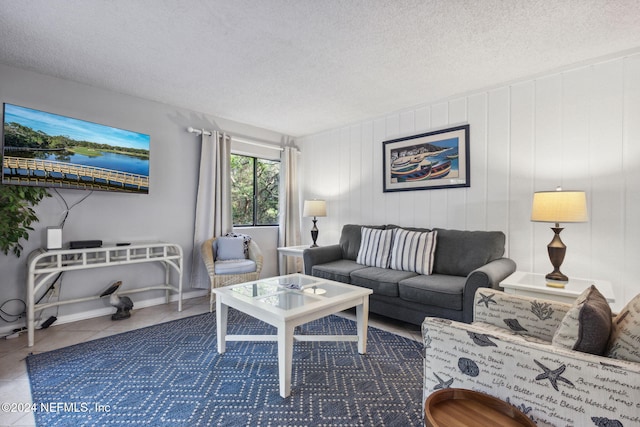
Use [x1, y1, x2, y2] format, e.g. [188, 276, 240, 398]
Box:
[461, 257, 516, 323]
[422, 316, 640, 427]
[303, 244, 343, 275]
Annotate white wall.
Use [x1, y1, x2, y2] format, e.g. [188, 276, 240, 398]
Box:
[0, 63, 282, 332]
[299, 53, 640, 311]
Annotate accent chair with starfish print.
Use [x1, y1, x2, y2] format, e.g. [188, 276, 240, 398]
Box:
[422, 288, 640, 427]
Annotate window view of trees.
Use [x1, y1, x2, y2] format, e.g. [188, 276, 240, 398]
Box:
[230, 154, 280, 226]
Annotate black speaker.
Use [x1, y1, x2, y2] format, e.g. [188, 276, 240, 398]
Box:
[69, 240, 103, 249]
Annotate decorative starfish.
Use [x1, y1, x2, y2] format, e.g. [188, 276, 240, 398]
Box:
[476, 292, 497, 308]
[534, 360, 574, 391]
[433, 373, 454, 390]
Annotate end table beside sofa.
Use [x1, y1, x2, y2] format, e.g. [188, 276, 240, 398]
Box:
[501, 270, 615, 305]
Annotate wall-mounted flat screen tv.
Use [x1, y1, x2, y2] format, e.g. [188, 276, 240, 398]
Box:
[2, 103, 150, 193]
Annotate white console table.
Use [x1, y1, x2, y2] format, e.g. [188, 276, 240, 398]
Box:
[26, 242, 183, 347]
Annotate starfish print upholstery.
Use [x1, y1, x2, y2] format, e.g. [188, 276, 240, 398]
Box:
[534, 359, 574, 391]
[433, 373, 454, 390]
[476, 292, 497, 308]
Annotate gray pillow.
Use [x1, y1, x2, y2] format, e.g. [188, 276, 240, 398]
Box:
[215, 237, 246, 261]
[552, 285, 612, 355]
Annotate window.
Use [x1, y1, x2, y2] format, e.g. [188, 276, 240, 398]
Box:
[230, 154, 280, 226]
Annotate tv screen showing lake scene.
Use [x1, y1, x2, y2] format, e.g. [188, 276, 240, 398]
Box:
[2, 103, 150, 193]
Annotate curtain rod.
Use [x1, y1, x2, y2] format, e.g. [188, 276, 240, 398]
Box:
[187, 126, 284, 152]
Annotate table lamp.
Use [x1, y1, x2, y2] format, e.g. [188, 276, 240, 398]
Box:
[531, 188, 588, 284]
[303, 200, 326, 247]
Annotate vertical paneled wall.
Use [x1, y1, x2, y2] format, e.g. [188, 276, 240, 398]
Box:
[299, 53, 640, 310]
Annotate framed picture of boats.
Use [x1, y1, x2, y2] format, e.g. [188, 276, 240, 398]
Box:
[383, 124, 470, 192]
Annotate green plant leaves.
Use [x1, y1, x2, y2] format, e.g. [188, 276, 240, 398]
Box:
[0, 184, 50, 257]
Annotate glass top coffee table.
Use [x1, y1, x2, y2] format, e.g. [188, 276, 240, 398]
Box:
[212, 273, 373, 398]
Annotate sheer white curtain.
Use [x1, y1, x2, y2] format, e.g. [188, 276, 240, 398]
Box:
[278, 144, 302, 274]
[190, 131, 232, 289]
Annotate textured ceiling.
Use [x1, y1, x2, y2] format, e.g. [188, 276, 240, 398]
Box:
[1, 0, 640, 137]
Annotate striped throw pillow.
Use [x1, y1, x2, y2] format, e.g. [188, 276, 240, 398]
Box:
[356, 227, 395, 268]
[390, 229, 437, 275]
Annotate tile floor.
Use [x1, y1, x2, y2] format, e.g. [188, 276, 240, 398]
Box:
[0, 295, 422, 427]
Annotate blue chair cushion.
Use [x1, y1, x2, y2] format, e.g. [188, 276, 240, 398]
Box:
[214, 259, 257, 275]
[216, 237, 246, 261]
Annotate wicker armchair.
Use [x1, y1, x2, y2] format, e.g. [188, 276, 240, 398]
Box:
[201, 237, 264, 311]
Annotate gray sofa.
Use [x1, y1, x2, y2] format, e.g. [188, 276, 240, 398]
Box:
[303, 224, 516, 325]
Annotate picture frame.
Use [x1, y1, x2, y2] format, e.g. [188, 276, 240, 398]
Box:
[382, 124, 470, 192]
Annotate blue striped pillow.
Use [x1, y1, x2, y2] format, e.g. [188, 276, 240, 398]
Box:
[390, 229, 437, 275]
[356, 227, 395, 268]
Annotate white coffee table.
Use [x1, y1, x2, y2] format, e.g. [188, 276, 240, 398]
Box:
[212, 273, 373, 398]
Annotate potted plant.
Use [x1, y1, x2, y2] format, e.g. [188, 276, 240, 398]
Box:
[0, 184, 50, 256]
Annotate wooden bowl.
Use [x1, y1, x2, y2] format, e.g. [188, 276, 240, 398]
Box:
[424, 388, 536, 427]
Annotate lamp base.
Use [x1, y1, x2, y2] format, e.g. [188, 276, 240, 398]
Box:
[545, 226, 569, 282]
[545, 271, 568, 282]
[546, 279, 567, 289]
[310, 218, 319, 247]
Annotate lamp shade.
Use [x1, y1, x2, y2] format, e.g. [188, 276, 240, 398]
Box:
[531, 190, 588, 223]
[303, 200, 326, 217]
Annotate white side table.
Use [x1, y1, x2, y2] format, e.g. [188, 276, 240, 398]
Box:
[500, 271, 615, 305]
[277, 245, 310, 275]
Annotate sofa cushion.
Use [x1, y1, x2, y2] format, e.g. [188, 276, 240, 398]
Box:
[215, 237, 246, 261]
[390, 229, 437, 275]
[351, 267, 417, 297]
[552, 285, 612, 355]
[432, 228, 505, 276]
[339, 224, 385, 260]
[398, 274, 465, 310]
[356, 227, 395, 268]
[223, 232, 252, 256]
[607, 293, 640, 362]
[214, 259, 256, 274]
[311, 259, 367, 284]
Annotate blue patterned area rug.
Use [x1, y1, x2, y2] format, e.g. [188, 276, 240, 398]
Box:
[27, 310, 423, 426]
